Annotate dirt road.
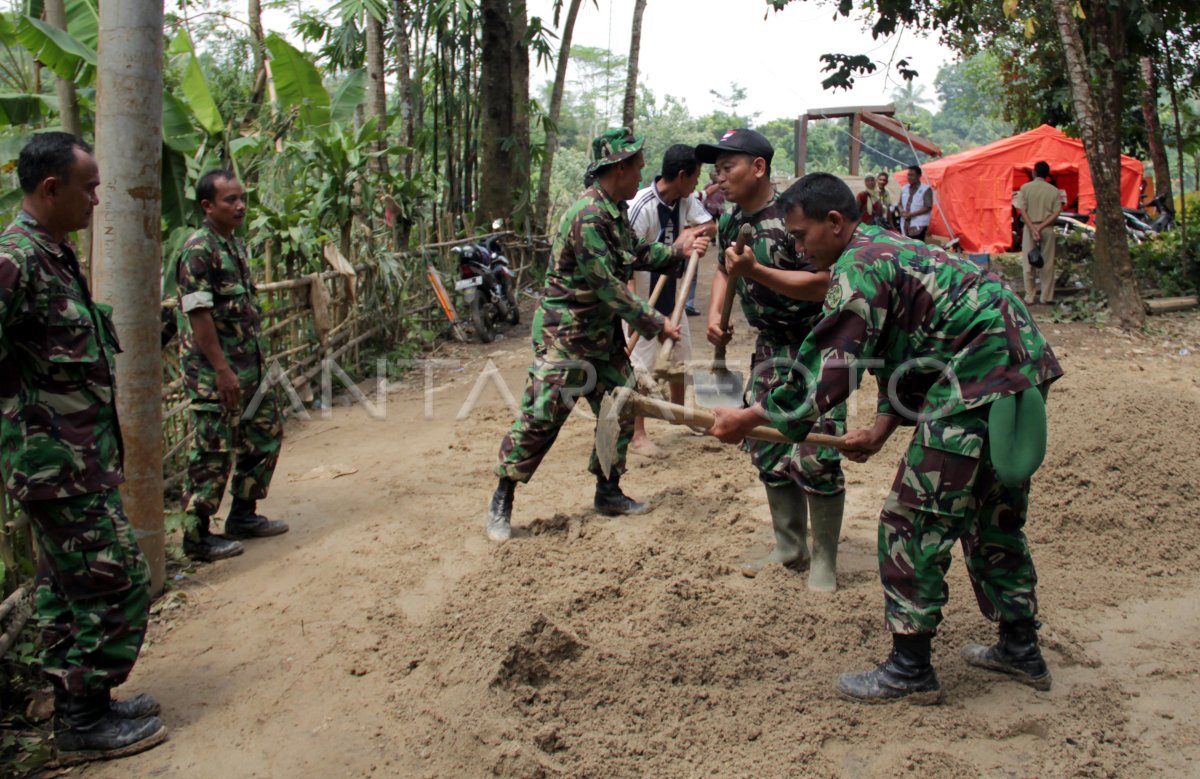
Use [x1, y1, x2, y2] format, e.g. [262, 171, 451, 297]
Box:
[84, 258, 1200, 778]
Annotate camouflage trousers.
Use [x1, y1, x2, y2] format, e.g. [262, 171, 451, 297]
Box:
[182, 380, 283, 527]
[879, 410, 1038, 635]
[24, 489, 150, 696]
[496, 348, 635, 483]
[746, 337, 846, 494]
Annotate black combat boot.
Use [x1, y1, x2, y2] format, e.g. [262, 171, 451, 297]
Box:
[960, 618, 1052, 690]
[224, 497, 289, 540]
[593, 473, 650, 516]
[487, 478, 515, 542]
[53, 691, 168, 766]
[837, 634, 942, 705]
[53, 681, 160, 720]
[182, 512, 244, 562]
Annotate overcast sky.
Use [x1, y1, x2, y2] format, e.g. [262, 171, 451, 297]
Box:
[263, 0, 956, 124]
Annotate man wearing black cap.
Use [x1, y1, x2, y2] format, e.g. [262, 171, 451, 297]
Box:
[696, 129, 846, 591]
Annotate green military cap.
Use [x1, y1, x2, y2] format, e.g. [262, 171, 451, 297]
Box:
[586, 127, 644, 180]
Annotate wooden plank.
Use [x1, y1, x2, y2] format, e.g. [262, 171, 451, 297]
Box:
[849, 113, 862, 175]
[861, 112, 942, 157]
[1145, 296, 1199, 314]
[806, 103, 895, 119]
[796, 116, 808, 177]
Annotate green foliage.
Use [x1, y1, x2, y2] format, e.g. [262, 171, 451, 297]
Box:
[264, 33, 331, 127]
[14, 14, 95, 85]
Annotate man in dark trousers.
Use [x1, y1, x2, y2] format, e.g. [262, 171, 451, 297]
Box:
[0, 132, 167, 764]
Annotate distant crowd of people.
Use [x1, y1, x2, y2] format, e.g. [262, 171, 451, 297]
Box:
[854, 165, 935, 242]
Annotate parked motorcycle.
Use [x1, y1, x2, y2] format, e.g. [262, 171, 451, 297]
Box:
[453, 234, 519, 343]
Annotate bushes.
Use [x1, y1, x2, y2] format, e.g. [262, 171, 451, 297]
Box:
[1129, 203, 1200, 296]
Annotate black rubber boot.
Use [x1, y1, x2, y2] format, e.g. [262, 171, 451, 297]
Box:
[960, 618, 1052, 691]
[110, 693, 161, 720]
[182, 513, 244, 562]
[53, 691, 168, 766]
[487, 478, 515, 542]
[594, 473, 650, 516]
[224, 498, 289, 539]
[837, 634, 942, 705]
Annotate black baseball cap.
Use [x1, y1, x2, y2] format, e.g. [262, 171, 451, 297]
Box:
[696, 129, 774, 165]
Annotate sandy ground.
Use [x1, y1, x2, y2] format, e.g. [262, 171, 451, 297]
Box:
[78, 253, 1200, 779]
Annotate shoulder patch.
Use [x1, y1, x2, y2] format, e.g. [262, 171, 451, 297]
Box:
[824, 284, 843, 309]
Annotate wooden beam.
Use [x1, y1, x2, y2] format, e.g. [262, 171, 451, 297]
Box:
[860, 111, 942, 157]
[805, 103, 895, 120]
[796, 115, 809, 177]
[849, 113, 862, 175]
[1145, 295, 1199, 314]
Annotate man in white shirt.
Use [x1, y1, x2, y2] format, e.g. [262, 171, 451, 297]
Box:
[899, 165, 934, 242]
[626, 144, 717, 457]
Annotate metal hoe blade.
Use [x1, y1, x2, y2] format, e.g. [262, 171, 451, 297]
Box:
[595, 390, 624, 479]
[692, 363, 745, 408]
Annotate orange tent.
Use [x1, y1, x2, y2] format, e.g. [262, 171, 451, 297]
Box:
[919, 125, 1143, 254]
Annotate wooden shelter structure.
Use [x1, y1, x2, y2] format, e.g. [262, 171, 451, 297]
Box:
[794, 103, 942, 176]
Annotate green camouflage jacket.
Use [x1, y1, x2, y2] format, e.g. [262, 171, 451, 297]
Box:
[0, 211, 125, 501]
[175, 222, 266, 406]
[764, 224, 1063, 452]
[533, 186, 678, 358]
[718, 195, 824, 345]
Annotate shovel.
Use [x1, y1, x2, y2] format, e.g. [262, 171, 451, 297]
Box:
[595, 386, 844, 478]
[651, 247, 702, 380]
[692, 222, 753, 407]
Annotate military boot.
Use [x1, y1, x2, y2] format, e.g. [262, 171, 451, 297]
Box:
[837, 634, 942, 705]
[742, 483, 809, 578]
[807, 493, 845, 592]
[53, 682, 160, 720]
[594, 473, 650, 516]
[960, 618, 1052, 691]
[224, 497, 289, 539]
[487, 478, 515, 542]
[53, 691, 168, 766]
[182, 513, 244, 562]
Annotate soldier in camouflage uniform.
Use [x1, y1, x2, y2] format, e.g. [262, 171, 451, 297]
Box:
[175, 170, 287, 562]
[710, 173, 1063, 704]
[0, 133, 166, 763]
[695, 130, 846, 590]
[486, 128, 710, 542]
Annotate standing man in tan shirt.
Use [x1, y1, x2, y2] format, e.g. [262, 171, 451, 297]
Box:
[1016, 161, 1061, 304]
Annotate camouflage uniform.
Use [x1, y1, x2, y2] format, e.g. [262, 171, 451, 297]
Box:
[762, 224, 1064, 634]
[0, 211, 150, 696]
[496, 186, 678, 482]
[717, 197, 845, 493]
[175, 222, 283, 527]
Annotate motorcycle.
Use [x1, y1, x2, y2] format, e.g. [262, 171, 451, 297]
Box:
[453, 234, 519, 343]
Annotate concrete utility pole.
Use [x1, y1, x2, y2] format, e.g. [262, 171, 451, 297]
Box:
[92, 1, 166, 594]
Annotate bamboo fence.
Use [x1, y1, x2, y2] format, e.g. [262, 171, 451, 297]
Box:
[0, 231, 549, 633]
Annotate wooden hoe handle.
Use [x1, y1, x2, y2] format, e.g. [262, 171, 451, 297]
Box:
[714, 223, 754, 363]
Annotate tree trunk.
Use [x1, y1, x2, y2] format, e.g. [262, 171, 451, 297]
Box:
[1138, 55, 1171, 200]
[44, 0, 81, 136]
[1161, 38, 1188, 244]
[366, 11, 388, 175]
[391, 0, 415, 179]
[92, 0, 166, 594]
[1049, 0, 1144, 329]
[534, 0, 583, 234]
[44, 0, 89, 274]
[511, 0, 531, 232]
[478, 0, 515, 225]
[622, 0, 647, 130]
